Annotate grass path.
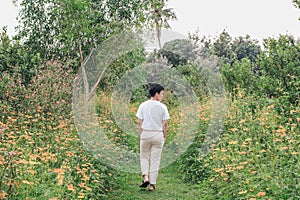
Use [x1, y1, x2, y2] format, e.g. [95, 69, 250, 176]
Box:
[105, 164, 213, 200]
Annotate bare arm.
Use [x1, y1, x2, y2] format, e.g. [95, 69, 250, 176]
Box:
[137, 119, 143, 134]
[162, 120, 168, 140]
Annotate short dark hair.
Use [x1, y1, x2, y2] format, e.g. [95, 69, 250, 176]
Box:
[148, 83, 164, 97]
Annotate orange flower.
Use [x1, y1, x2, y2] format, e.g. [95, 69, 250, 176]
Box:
[229, 140, 238, 145]
[28, 170, 35, 175]
[0, 191, 7, 198]
[66, 152, 75, 157]
[53, 168, 64, 174]
[78, 182, 86, 188]
[280, 147, 289, 151]
[229, 127, 238, 132]
[257, 191, 266, 197]
[236, 165, 244, 170]
[58, 174, 64, 186]
[81, 175, 90, 181]
[67, 185, 75, 191]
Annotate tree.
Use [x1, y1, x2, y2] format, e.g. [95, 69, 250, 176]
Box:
[222, 58, 256, 95]
[189, 30, 261, 66]
[293, 0, 300, 20]
[161, 39, 196, 67]
[15, 0, 153, 70]
[212, 31, 234, 64]
[16, 0, 108, 67]
[231, 35, 261, 63]
[0, 27, 41, 84]
[293, 0, 300, 9]
[257, 35, 300, 103]
[143, 0, 176, 51]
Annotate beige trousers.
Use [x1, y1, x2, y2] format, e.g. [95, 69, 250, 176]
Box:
[140, 130, 164, 184]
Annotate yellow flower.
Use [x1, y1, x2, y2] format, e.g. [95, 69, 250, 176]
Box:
[22, 180, 34, 185]
[213, 168, 224, 172]
[238, 190, 247, 194]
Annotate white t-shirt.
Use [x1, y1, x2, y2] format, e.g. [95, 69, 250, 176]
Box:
[136, 100, 170, 131]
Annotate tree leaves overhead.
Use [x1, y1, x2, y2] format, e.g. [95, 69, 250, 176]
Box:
[161, 39, 196, 67]
[231, 35, 261, 63]
[189, 30, 261, 66]
[15, 0, 159, 69]
[292, 0, 300, 20]
[212, 31, 233, 63]
[143, 0, 177, 50]
[105, 0, 146, 26]
[293, 0, 300, 9]
[17, 0, 111, 63]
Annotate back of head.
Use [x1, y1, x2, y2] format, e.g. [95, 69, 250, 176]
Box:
[148, 83, 164, 97]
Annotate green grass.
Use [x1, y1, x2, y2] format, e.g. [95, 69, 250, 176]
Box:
[105, 164, 213, 200]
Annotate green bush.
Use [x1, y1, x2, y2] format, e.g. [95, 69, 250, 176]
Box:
[176, 63, 209, 99]
[0, 61, 114, 199]
[0, 28, 42, 84]
[97, 48, 146, 92]
[257, 35, 300, 104]
[177, 92, 300, 199]
[222, 58, 256, 96]
[221, 35, 300, 105]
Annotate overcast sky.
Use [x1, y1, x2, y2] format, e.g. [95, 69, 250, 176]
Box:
[168, 0, 299, 41]
[0, 0, 299, 42]
[0, 0, 18, 36]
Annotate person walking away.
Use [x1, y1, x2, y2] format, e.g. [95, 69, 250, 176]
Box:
[136, 83, 170, 191]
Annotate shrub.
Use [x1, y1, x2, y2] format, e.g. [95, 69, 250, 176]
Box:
[257, 35, 300, 104]
[221, 58, 256, 96]
[0, 61, 114, 199]
[177, 92, 300, 199]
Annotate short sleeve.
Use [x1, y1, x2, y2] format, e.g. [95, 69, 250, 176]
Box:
[136, 105, 143, 119]
[162, 105, 170, 120]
